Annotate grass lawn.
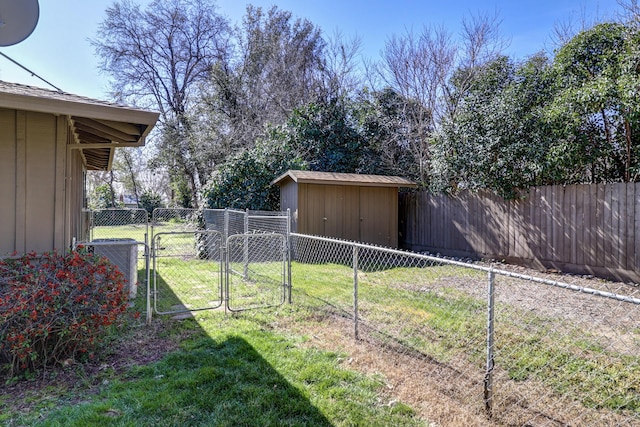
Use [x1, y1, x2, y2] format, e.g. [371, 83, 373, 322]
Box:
[2, 249, 638, 426]
[1, 308, 424, 427]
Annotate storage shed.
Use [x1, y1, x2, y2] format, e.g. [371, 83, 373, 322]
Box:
[271, 170, 417, 247]
[0, 81, 159, 255]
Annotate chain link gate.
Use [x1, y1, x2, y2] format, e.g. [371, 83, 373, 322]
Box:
[152, 231, 224, 315]
[151, 232, 289, 315]
[225, 233, 289, 312]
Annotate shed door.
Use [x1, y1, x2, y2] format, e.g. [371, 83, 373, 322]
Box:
[305, 184, 359, 241]
[305, 184, 327, 237]
[359, 187, 396, 247]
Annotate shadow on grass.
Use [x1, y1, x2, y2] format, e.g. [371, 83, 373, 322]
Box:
[103, 334, 333, 426]
[121, 268, 331, 426]
[28, 266, 333, 426]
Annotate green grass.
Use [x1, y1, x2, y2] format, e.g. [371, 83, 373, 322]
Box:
[497, 320, 640, 412]
[290, 261, 640, 416]
[92, 225, 150, 244]
[4, 313, 424, 426]
[293, 262, 488, 362]
[153, 257, 223, 313]
[91, 223, 204, 245]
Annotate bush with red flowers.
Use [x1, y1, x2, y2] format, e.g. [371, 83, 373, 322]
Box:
[0, 249, 130, 375]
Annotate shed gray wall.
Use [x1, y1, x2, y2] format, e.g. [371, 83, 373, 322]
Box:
[279, 176, 299, 232]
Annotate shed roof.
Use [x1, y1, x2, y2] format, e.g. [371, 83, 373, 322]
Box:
[271, 170, 417, 188]
[0, 80, 159, 171]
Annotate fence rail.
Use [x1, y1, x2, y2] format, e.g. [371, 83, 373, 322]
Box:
[290, 232, 640, 426]
[400, 183, 640, 283]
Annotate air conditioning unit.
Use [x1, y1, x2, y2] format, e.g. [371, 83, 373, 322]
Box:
[89, 239, 139, 299]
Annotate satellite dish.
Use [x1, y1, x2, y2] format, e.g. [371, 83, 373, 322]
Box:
[0, 0, 39, 47]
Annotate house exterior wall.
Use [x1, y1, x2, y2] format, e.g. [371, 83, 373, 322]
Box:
[68, 148, 89, 245]
[0, 108, 17, 253]
[0, 107, 83, 255]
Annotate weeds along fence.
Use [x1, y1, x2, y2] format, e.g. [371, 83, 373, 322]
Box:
[290, 233, 640, 426]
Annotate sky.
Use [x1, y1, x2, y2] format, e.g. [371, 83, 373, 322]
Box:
[0, 0, 624, 101]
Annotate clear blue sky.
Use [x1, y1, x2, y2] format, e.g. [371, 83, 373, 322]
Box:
[0, 0, 623, 100]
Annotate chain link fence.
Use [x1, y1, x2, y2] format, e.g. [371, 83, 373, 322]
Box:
[85, 209, 152, 321]
[151, 208, 200, 233]
[90, 208, 149, 243]
[87, 208, 290, 318]
[226, 233, 289, 311]
[290, 233, 640, 426]
[84, 208, 640, 424]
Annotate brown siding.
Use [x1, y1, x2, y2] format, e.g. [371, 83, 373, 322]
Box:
[302, 184, 325, 236]
[0, 109, 17, 254]
[55, 116, 67, 248]
[68, 149, 86, 245]
[0, 108, 72, 255]
[24, 112, 59, 252]
[323, 185, 343, 238]
[360, 187, 396, 247]
[291, 182, 399, 247]
[342, 186, 360, 242]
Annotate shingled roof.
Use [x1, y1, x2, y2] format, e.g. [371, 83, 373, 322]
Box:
[271, 170, 417, 188]
[0, 80, 159, 170]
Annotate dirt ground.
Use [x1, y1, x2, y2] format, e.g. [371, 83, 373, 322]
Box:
[0, 319, 183, 419]
[280, 261, 640, 426]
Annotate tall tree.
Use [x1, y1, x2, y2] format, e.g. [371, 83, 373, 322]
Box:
[375, 12, 505, 186]
[112, 149, 142, 206]
[432, 54, 556, 197]
[550, 22, 640, 183]
[198, 5, 326, 165]
[356, 88, 425, 180]
[93, 0, 230, 207]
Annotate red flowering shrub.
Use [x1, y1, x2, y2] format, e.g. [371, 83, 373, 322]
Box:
[0, 249, 130, 375]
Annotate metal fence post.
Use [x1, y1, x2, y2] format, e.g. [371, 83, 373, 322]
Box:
[353, 244, 359, 340]
[148, 236, 157, 324]
[243, 209, 249, 279]
[286, 208, 292, 304]
[224, 208, 229, 241]
[484, 267, 496, 416]
[144, 241, 152, 325]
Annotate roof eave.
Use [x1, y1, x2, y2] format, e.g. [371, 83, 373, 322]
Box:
[0, 91, 159, 128]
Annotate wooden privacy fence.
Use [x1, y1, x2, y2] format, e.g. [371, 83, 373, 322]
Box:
[399, 183, 640, 283]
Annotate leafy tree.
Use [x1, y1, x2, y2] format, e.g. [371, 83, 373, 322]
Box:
[549, 22, 640, 183]
[139, 190, 164, 216]
[90, 183, 120, 209]
[203, 93, 411, 210]
[432, 54, 556, 198]
[369, 88, 431, 179]
[94, 0, 231, 207]
[203, 136, 305, 211]
[375, 12, 506, 186]
[284, 100, 367, 173]
[112, 148, 142, 206]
